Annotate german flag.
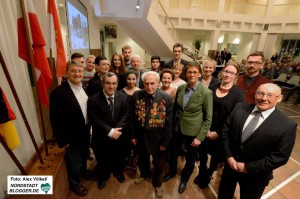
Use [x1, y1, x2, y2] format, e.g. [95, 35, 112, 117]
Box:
[0, 87, 20, 150]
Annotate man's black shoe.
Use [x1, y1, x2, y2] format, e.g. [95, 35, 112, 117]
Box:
[178, 181, 187, 194]
[115, 173, 125, 183]
[97, 180, 106, 189]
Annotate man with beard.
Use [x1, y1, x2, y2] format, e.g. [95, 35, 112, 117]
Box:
[237, 52, 271, 104]
[122, 45, 132, 70]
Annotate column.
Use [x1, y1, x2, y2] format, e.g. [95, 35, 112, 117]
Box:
[210, 30, 221, 50]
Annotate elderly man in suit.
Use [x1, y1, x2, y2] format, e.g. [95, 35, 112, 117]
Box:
[127, 54, 144, 88]
[87, 72, 130, 189]
[131, 71, 173, 198]
[163, 61, 213, 194]
[218, 83, 297, 199]
[50, 60, 90, 196]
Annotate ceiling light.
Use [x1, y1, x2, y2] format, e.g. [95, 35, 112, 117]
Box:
[136, 0, 140, 10]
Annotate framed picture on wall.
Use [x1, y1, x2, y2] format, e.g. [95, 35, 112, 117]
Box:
[104, 25, 117, 39]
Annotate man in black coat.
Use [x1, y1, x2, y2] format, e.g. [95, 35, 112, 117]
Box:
[50, 61, 90, 196]
[164, 43, 188, 70]
[131, 71, 173, 198]
[87, 72, 130, 189]
[218, 83, 297, 199]
[87, 56, 110, 96]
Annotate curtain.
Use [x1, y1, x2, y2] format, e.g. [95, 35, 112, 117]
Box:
[0, 0, 43, 197]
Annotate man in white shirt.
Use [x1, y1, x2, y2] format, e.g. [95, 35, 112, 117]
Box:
[87, 72, 130, 189]
[218, 83, 297, 199]
[50, 60, 90, 196]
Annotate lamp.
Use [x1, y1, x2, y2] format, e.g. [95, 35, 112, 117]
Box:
[136, 0, 140, 11]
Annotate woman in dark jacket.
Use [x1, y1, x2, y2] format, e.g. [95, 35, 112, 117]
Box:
[195, 62, 245, 189]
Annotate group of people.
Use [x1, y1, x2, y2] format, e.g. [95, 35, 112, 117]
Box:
[50, 43, 297, 198]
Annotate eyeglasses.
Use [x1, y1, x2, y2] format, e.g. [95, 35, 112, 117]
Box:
[246, 61, 263, 66]
[104, 82, 118, 86]
[222, 70, 236, 76]
[255, 92, 281, 99]
[187, 71, 199, 75]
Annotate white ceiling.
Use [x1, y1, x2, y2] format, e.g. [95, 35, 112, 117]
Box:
[93, 0, 151, 19]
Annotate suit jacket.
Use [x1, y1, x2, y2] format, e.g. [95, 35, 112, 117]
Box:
[223, 103, 297, 183]
[174, 82, 213, 141]
[163, 59, 189, 69]
[132, 89, 173, 154]
[87, 90, 130, 150]
[87, 73, 102, 97]
[237, 74, 272, 104]
[50, 81, 90, 149]
[164, 59, 189, 81]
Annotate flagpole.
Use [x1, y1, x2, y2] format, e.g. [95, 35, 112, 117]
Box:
[0, 51, 44, 164]
[0, 135, 27, 175]
[19, 0, 49, 156]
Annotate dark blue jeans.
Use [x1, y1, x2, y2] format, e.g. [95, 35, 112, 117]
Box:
[64, 146, 87, 189]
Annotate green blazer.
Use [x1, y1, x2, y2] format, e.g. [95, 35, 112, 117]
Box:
[174, 82, 213, 141]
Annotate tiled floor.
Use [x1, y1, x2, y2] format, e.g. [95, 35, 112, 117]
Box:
[67, 99, 300, 199]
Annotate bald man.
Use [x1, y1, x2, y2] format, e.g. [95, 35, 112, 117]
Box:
[218, 83, 297, 199]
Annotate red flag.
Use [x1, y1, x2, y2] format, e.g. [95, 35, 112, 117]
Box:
[48, 0, 67, 77]
[0, 87, 20, 150]
[17, 0, 52, 105]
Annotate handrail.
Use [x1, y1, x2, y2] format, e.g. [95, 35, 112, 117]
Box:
[156, 0, 209, 60]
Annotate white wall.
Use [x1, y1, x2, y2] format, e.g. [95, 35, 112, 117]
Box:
[99, 20, 150, 68]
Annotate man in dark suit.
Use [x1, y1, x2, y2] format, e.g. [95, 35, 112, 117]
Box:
[218, 83, 297, 199]
[164, 43, 188, 70]
[87, 72, 130, 189]
[50, 61, 90, 196]
[87, 56, 110, 96]
[131, 71, 173, 198]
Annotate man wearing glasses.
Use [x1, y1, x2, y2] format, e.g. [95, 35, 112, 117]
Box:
[218, 83, 296, 199]
[87, 72, 130, 189]
[164, 62, 212, 194]
[237, 52, 271, 104]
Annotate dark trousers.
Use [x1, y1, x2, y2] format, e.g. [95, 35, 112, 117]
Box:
[198, 139, 223, 177]
[64, 146, 87, 189]
[218, 165, 267, 199]
[168, 131, 198, 182]
[137, 139, 165, 188]
[93, 139, 125, 181]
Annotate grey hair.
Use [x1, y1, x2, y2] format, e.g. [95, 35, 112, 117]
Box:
[130, 54, 141, 62]
[141, 71, 160, 83]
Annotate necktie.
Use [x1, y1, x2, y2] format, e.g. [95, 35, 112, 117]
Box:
[108, 97, 114, 117]
[241, 111, 262, 143]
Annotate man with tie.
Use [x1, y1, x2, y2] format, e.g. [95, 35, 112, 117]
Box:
[50, 60, 90, 196]
[218, 83, 297, 199]
[87, 72, 130, 189]
[131, 71, 173, 198]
